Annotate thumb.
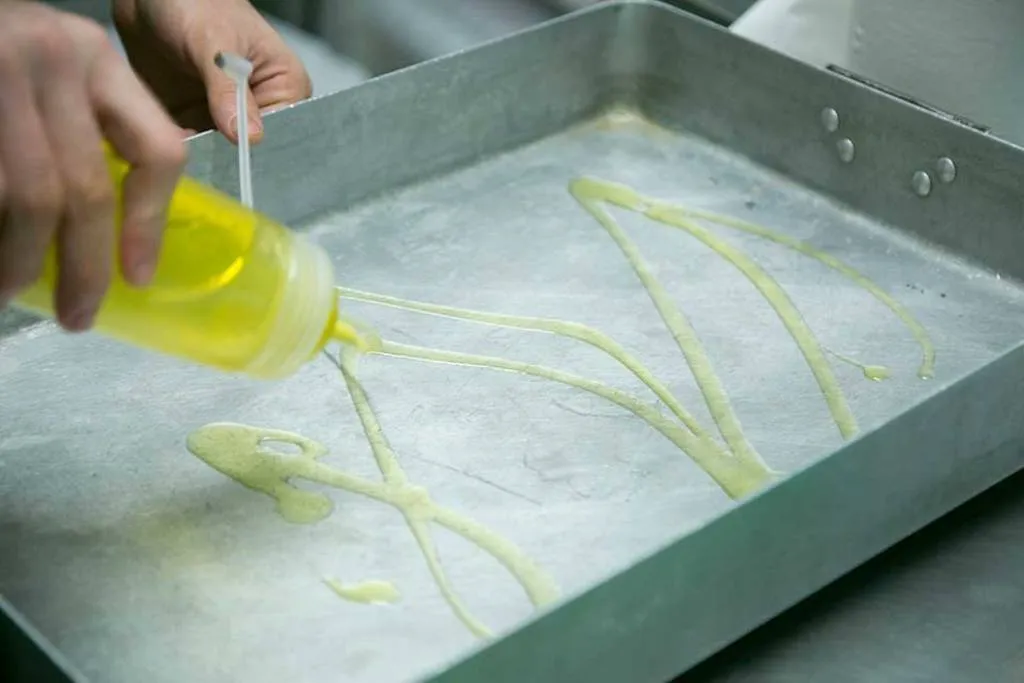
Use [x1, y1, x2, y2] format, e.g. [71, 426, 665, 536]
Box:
[199, 53, 264, 145]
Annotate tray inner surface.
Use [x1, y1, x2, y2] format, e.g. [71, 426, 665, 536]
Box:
[3, 106, 1024, 683]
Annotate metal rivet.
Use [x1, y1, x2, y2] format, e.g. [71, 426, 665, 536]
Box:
[836, 138, 855, 163]
[820, 107, 840, 133]
[912, 170, 933, 197]
[936, 157, 957, 183]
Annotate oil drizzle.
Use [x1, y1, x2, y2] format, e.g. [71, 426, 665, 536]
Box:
[647, 203, 858, 438]
[332, 315, 382, 354]
[188, 176, 934, 638]
[332, 176, 937, 489]
[826, 348, 892, 382]
[376, 340, 771, 498]
[569, 177, 936, 436]
[337, 287, 712, 443]
[187, 416, 559, 639]
[570, 178, 860, 439]
[324, 578, 401, 605]
[570, 179, 772, 458]
[668, 202, 935, 379]
[335, 350, 558, 636]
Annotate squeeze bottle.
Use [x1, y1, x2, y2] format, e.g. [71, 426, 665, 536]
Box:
[13, 150, 368, 379]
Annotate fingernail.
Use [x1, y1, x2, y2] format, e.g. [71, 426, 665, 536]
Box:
[129, 257, 156, 287]
[64, 306, 97, 333]
[122, 230, 158, 286]
[229, 113, 262, 138]
[125, 241, 157, 286]
[248, 116, 263, 141]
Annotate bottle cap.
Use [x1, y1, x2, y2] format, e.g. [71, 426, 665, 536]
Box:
[244, 234, 336, 378]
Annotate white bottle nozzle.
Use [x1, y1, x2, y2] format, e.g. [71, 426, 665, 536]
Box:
[214, 51, 255, 209]
[214, 51, 254, 82]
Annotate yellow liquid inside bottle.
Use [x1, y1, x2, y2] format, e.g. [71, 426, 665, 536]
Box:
[14, 150, 365, 379]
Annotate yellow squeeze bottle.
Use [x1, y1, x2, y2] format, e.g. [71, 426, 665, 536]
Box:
[14, 150, 368, 379]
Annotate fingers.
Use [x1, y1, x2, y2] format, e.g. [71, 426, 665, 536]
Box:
[90, 47, 186, 287]
[171, 102, 215, 137]
[0, 58, 63, 312]
[196, 33, 311, 145]
[0, 6, 184, 331]
[247, 44, 312, 114]
[36, 36, 115, 330]
[199, 53, 263, 145]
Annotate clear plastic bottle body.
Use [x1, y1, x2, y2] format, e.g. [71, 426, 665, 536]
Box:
[14, 154, 338, 379]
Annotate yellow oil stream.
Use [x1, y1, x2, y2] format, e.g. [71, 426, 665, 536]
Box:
[187, 410, 559, 638]
[826, 348, 892, 382]
[675, 205, 935, 379]
[187, 175, 934, 638]
[570, 179, 768, 461]
[324, 579, 401, 605]
[571, 178, 862, 438]
[336, 287, 712, 444]
[375, 340, 771, 497]
[569, 177, 936, 436]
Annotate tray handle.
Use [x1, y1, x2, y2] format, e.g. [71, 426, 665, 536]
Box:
[825, 64, 992, 134]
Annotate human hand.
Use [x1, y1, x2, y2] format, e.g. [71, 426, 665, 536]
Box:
[113, 0, 313, 144]
[0, 2, 186, 331]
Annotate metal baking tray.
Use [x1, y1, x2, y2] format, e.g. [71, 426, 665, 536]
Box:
[3, 2, 1024, 682]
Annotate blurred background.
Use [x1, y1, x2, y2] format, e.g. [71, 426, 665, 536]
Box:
[50, 0, 756, 97]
